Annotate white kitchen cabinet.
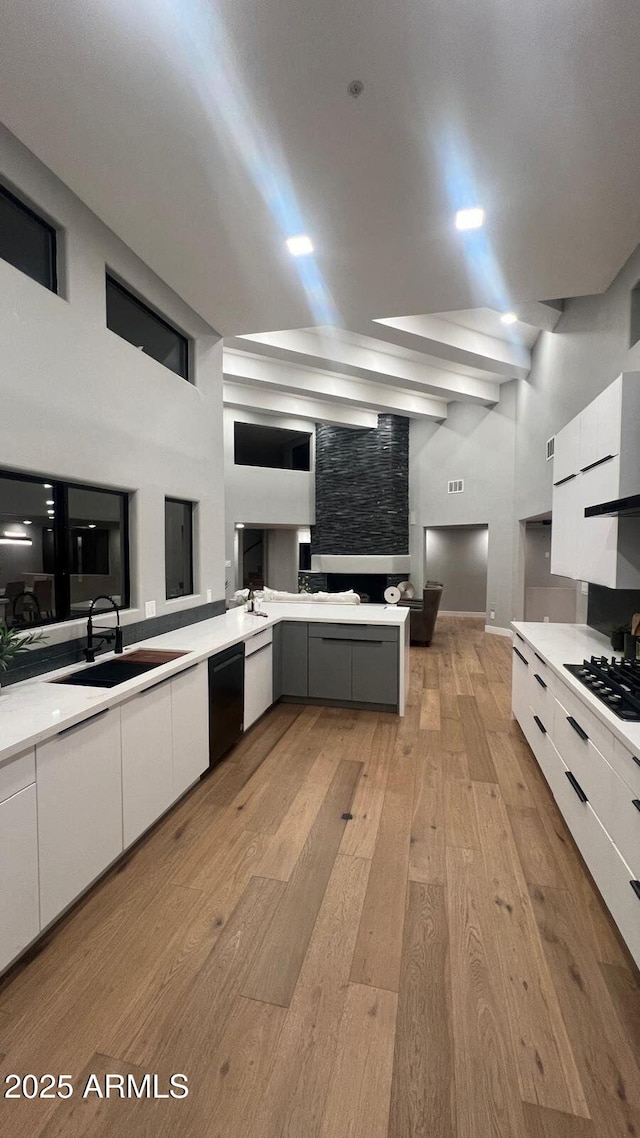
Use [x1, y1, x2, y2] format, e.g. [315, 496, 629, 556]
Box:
[171, 663, 209, 799]
[578, 377, 621, 472]
[37, 710, 123, 929]
[577, 456, 620, 587]
[244, 636, 273, 730]
[553, 417, 581, 485]
[0, 781, 39, 973]
[511, 640, 534, 746]
[121, 680, 174, 848]
[550, 474, 580, 578]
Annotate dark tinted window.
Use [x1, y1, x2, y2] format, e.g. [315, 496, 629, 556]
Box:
[165, 498, 194, 599]
[106, 275, 189, 380]
[234, 423, 311, 470]
[0, 184, 57, 292]
[0, 471, 129, 627]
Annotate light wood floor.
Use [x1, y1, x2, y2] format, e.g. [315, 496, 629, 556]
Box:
[1, 616, 639, 1138]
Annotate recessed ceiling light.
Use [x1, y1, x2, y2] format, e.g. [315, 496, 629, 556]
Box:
[22, 519, 32, 525]
[47, 510, 54, 517]
[43, 483, 52, 489]
[501, 311, 518, 325]
[88, 523, 96, 529]
[45, 499, 54, 505]
[455, 207, 485, 231]
[286, 234, 314, 256]
[235, 522, 245, 530]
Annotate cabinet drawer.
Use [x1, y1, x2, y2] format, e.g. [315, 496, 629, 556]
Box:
[530, 667, 556, 724]
[605, 765, 640, 880]
[0, 784, 40, 973]
[553, 701, 612, 814]
[308, 623, 398, 642]
[245, 627, 273, 657]
[0, 748, 35, 803]
[308, 636, 352, 701]
[612, 737, 640, 800]
[526, 714, 565, 801]
[551, 756, 614, 902]
[552, 680, 614, 758]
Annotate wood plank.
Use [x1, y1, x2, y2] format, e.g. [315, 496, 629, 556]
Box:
[351, 747, 416, 990]
[339, 719, 394, 860]
[242, 759, 361, 1006]
[508, 806, 567, 889]
[599, 962, 640, 1058]
[522, 1103, 595, 1138]
[487, 730, 536, 808]
[246, 854, 370, 1138]
[458, 695, 498, 781]
[256, 749, 343, 880]
[319, 983, 397, 1138]
[35, 1051, 165, 1138]
[388, 882, 455, 1138]
[529, 883, 640, 1137]
[419, 687, 441, 730]
[446, 845, 527, 1138]
[444, 779, 480, 850]
[473, 783, 590, 1118]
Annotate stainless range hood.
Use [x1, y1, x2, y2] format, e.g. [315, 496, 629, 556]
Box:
[585, 493, 640, 518]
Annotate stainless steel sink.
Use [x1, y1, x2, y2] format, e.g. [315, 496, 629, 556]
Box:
[51, 649, 188, 688]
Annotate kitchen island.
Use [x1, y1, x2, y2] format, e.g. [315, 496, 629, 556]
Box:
[0, 602, 409, 974]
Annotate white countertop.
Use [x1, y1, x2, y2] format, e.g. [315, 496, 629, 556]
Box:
[512, 621, 640, 755]
[0, 603, 409, 764]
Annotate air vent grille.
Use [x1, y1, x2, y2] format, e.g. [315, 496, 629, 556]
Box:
[546, 436, 555, 461]
[447, 479, 464, 494]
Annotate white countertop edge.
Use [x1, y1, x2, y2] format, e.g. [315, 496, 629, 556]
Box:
[0, 603, 409, 765]
[511, 621, 640, 756]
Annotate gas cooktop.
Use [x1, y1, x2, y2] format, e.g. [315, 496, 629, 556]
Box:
[564, 656, 640, 720]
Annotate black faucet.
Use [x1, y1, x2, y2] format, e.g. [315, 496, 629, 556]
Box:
[84, 595, 123, 662]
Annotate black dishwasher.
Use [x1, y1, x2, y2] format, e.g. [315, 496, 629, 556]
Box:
[208, 642, 245, 768]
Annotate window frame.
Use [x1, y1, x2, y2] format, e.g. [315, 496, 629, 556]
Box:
[0, 467, 130, 628]
[164, 496, 195, 601]
[0, 181, 58, 293]
[105, 272, 191, 381]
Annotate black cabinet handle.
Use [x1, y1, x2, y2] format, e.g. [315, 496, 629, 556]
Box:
[534, 652, 547, 666]
[516, 633, 525, 643]
[580, 454, 614, 473]
[567, 715, 588, 741]
[553, 472, 577, 486]
[632, 799, 640, 814]
[534, 715, 547, 734]
[631, 881, 640, 901]
[513, 647, 528, 666]
[632, 755, 640, 769]
[566, 771, 588, 802]
[534, 673, 547, 689]
[321, 636, 384, 644]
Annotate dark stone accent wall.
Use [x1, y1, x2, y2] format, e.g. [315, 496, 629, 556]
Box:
[587, 584, 640, 638]
[3, 598, 226, 686]
[312, 415, 409, 556]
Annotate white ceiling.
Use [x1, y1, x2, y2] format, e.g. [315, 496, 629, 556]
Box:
[1, 0, 640, 339]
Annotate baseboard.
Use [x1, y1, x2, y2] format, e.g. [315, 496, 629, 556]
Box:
[484, 625, 513, 638]
[439, 610, 486, 618]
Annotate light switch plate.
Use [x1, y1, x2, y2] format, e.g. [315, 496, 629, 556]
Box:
[145, 600, 156, 619]
[225, 560, 232, 568]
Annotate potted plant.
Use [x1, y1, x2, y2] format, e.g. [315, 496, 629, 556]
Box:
[0, 621, 46, 691]
[610, 623, 630, 653]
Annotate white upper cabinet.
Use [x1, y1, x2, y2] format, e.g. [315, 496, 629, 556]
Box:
[551, 374, 640, 589]
[553, 417, 581, 485]
[578, 377, 622, 472]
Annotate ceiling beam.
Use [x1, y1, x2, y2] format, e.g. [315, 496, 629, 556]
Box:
[370, 315, 531, 379]
[223, 351, 448, 421]
[515, 301, 563, 332]
[223, 381, 379, 429]
[227, 331, 499, 405]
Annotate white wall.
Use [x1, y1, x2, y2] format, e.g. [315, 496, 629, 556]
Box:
[0, 125, 225, 644]
[224, 407, 314, 592]
[425, 526, 488, 613]
[410, 383, 517, 631]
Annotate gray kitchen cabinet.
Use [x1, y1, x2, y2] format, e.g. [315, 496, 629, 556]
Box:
[308, 634, 352, 701]
[351, 639, 398, 705]
[279, 622, 309, 698]
[307, 623, 399, 707]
